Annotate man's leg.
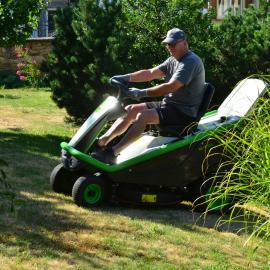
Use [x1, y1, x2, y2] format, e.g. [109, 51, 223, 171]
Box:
[98, 103, 148, 147]
[112, 109, 160, 155]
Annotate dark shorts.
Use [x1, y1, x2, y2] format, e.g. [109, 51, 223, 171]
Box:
[146, 101, 196, 132]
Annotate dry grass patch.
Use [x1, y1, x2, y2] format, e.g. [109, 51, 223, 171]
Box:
[0, 106, 66, 130]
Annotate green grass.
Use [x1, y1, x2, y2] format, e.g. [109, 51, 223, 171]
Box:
[0, 87, 270, 270]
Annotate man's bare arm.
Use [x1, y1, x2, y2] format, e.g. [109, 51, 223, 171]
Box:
[129, 67, 165, 82]
[146, 78, 184, 97]
[127, 77, 184, 100]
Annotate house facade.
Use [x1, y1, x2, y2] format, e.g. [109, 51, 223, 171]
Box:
[210, 0, 260, 20]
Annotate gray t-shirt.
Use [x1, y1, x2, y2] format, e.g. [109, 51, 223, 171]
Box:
[157, 51, 205, 118]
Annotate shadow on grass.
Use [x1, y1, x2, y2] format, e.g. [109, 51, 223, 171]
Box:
[0, 130, 105, 267]
[0, 94, 21, 100]
[0, 130, 71, 194]
[0, 130, 70, 158]
[0, 130, 257, 268]
[90, 203, 248, 235]
[0, 196, 108, 269]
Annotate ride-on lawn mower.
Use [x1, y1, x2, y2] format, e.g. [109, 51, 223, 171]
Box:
[50, 78, 267, 210]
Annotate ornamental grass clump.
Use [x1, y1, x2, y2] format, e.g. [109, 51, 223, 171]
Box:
[204, 76, 270, 243]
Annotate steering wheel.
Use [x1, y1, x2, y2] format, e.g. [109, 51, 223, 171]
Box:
[109, 78, 130, 100]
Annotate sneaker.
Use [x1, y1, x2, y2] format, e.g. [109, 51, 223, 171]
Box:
[91, 147, 117, 164]
[91, 144, 105, 154]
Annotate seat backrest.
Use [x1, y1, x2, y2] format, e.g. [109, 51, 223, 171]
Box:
[218, 78, 267, 117]
[196, 82, 215, 120]
[156, 82, 215, 137]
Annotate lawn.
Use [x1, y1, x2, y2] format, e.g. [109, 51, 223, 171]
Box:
[0, 88, 269, 270]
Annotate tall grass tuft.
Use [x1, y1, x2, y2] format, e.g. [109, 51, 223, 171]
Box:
[204, 75, 270, 243]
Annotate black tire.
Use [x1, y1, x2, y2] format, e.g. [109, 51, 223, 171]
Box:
[50, 164, 79, 195]
[72, 174, 111, 208]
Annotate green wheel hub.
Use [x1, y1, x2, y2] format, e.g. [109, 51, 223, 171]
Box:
[83, 184, 102, 204]
[205, 186, 228, 211]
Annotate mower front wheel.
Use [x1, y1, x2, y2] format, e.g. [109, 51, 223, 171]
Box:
[50, 163, 79, 195]
[72, 174, 111, 208]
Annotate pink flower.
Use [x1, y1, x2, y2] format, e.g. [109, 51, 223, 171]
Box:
[19, 75, 25, 81]
[32, 59, 37, 65]
[16, 70, 21, 75]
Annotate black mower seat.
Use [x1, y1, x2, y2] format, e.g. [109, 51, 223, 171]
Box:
[158, 82, 215, 137]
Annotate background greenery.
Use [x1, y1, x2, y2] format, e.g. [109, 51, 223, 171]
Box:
[209, 3, 270, 102]
[44, 0, 270, 122]
[0, 70, 25, 89]
[0, 0, 44, 47]
[44, 0, 124, 123]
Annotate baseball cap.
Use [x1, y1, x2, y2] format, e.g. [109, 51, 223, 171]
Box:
[162, 28, 186, 44]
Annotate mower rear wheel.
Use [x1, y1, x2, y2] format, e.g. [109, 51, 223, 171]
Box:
[50, 163, 79, 195]
[191, 179, 231, 213]
[202, 185, 231, 213]
[72, 174, 111, 208]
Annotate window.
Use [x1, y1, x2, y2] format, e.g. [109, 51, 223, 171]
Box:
[30, 8, 56, 38]
[253, 0, 260, 7]
[48, 9, 57, 37]
[216, 0, 259, 19]
[217, 0, 241, 19]
[30, 0, 75, 38]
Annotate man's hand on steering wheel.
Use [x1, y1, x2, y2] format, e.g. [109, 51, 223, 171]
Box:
[111, 74, 130, 84]
[126, 87, 148, 101]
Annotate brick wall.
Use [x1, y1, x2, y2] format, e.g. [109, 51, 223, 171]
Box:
[0, 37, 53, 72]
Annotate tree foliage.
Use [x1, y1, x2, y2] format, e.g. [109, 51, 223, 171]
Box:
[45, 0, 127, 122]
[46, 0, 214, 122]
[0, 0, 44, 47]
[121, 0, 214, 70]
[209, 1, 270, 101]
[46, 0, 269, 122]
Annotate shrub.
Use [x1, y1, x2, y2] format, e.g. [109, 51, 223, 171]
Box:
[44, 0, 125, 123]
[0, 70, 25, 89]
[16, 48, 45, 88]
[122, 0, 215, 68]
